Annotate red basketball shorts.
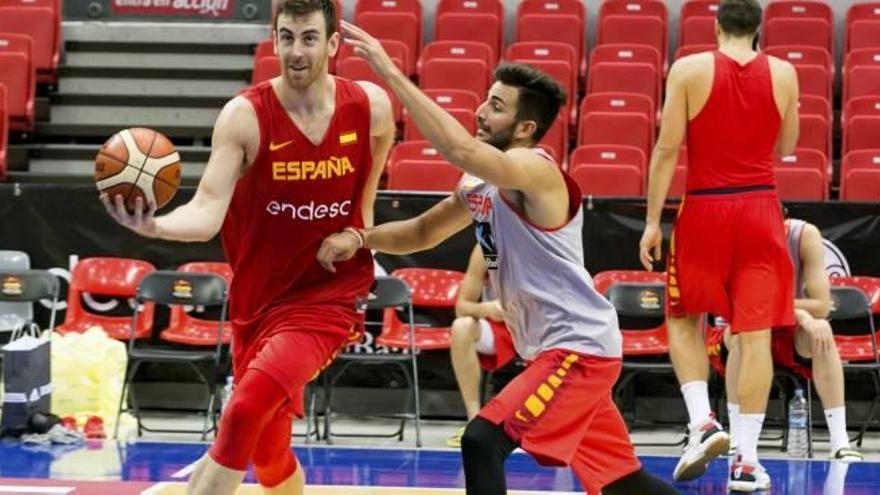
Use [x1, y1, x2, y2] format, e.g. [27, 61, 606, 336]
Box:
[477, 319, 517, 372]
[667, 190, 795, 333]
[478, 349, 641, 495]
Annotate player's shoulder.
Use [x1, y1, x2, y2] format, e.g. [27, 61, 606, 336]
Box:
[670, 52, 713, 74]
[766, 54, 798, 78]
[354, 80, 391, 106]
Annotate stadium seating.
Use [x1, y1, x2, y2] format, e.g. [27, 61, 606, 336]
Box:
[774, 167, 826, 201]
[774, 148, 830, 189]
[388, 141, 445, 165]
[0, 4, 60, 82]
[386, 159, 462, 192]
[506, 41, 578, 92]
[417, 41, 494, 83]
[252, 56, 279, 84]
[841, 169, 880, 201]
[355, 11, 420, 73]
[420, 57, 491, 107]
[435, 13, 503, 64]
[0, 33, 35, 131]
[569, 163, 643, 197]
[843, 48, 880, 104]
[336, 56, 405, 121]
[679, 0, 720, 47]
[846, 2, 880, 52]
[841, 149, 880, 184]
[763, 0, 834, 54]
[516, 14, 585, 80]
[0, 84, 5, 181]
[597, 0, 669, 70]
[404, 107, 476, 142]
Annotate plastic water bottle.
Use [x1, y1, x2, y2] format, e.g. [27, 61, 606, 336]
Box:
[221, 376, 234, 412]
[788, 388, 809, 458]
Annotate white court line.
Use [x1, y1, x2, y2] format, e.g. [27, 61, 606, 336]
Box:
[141, 482, 169, 495]
[170, 460, 199, 479]
[0, 486, 74, 494]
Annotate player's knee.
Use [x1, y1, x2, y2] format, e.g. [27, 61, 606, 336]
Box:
[254, 450, 297, 488]
[221, 392, 266, 427]
[461, 417, 497, 457]
[451, 317, 478, 346]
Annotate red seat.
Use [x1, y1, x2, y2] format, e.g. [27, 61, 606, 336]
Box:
[579, 92, 655, 154]
[598, 0, 669, 70]
[774, 167, 826, 201]
[254, 39, 273, 61]
[827, 280, 880, 361]
[0, 6, 59, 82]
[587, 61, 660, 112]
[841, 149, 880, 182]
[843, 48, 880, 104]
[764, 18, 832, 54]
[389, 140, 445, 164]
[841, 168, 880, 202]
[679, 0, 720, 46]
[797, 114, 830, 159]
[435, 13, 502, 63]
[516, 14, 585, 80]
[799, 94, 832, 122]
[580, 91, 654, 120]
[56, 258, 156, 341]
[159, 262, 234, 346]
[569, 164, 643, 197]
[337, 56, 404, 121]
[675, 44, 716, 60]
[355, 11, 420, 73]
[765, 45, 834, 75]
[386, 159, 462, 192]
[593, 270, 669, 356]
[422, 89, 480, 112]
[0, 84, 6, 181]
[417, 41, 493, 86]
[0, 33, 35, 131]
[354, 0, 421, 22]
[774, 148, 830, 188]
[420, 57, 491, 105]
[517, 0, 585, 24]
[377, 268, 464, 351]
[506, 41, 578, 92]
[252, 56, 279, 84]
[844, 116, 880, 156]
[571, 144, 646, 175]
[404, 107, 475, 141]
[338, 39, 412, 76]
[590, 44, 662, 76]
[436, 0, 503, 19]
[537, 115, 568, 165]
[846, 3, 880, 52]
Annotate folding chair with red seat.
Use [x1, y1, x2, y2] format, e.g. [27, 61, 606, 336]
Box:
[516, 14, 585, 80]
[0, 84, 6, 181]
[846, 3, 880, 52]
[774, 148, 829, 189]
[840, 168, 880, 202]
[0, 33, 35, 131]
[587, 61, 660, 113]
[774, 167, 826, 201]
[569, 162, 644, 197]
[416, 40, 493, 87]
[159, 262, 234, 347]
[388, 140, 445, 165]
[337, 56, 405, 122]
[386, 159, 462, 192]
[434, 13, 502, 64]
[840, 148, 880, 183]
[420, 57, 491, 105]
[674, 44, 716, 60]
[679, 0, 720, 47]
[251, 56, 280, 84]
[826, 283, 880, 445]
[0, 5, 59, 83]
[763, 0, 833, 53]
[355, 11, 420, 74]
[843, 48, 880, 104]
[55, 257, 156, 341]
[598, 0, 669, 70]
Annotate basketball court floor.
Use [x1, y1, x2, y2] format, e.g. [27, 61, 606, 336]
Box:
[0, 417, 878, 494]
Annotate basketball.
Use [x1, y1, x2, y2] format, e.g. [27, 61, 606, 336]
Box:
[94, 127, 181, 213]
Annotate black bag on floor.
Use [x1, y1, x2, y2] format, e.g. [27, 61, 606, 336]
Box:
[1, 323, 51, 437]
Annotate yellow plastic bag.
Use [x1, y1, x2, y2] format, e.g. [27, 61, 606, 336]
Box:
[50, 327, 128, 429]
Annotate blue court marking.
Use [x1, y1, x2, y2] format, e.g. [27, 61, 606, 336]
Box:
[0, 440, 878, 493]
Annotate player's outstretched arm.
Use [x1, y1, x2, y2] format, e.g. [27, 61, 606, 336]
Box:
[317, 193, 472, 272]
[640, 59, 688, 270]
[339, 21, 557, 194]
[102, 97, 254, 241]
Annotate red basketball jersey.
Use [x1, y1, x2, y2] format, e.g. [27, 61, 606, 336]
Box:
[686, 51, 781, 192]
[221, 77, 374, 329]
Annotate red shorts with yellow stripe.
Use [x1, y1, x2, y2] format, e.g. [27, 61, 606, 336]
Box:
[477, 349, 641, 495]
[666, 190, 796, 333]
[232, 303, 362, 419]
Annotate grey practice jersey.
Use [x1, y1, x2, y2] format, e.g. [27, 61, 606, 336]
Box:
[455, 150, 622, 360]
[785, 218, 807, 299]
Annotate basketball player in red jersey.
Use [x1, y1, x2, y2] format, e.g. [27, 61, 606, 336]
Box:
[100, 1, 395, 494]
[317, 21, 680, 495]
[638, 0, 799, 491]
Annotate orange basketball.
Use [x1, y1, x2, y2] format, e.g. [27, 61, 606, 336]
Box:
[95, 127, 181, 213]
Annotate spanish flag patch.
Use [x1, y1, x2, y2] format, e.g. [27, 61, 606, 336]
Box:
[339, 131, 358, 145]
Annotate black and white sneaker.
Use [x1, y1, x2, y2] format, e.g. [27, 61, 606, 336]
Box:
[831, 446, 864, 463]
[673, 416, 731, 481]
[729, 456, 771, 492]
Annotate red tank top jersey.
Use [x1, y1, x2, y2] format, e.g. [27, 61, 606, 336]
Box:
[686, 51, 782, 192]
[221, 77, 374, 328]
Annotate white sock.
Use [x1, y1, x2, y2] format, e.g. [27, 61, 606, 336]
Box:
[727, 402, 740, 443]
[681, 381, 712, 428]
[825, 406, 849, 453]
[823, 460, 850, 495]
[736, 413, 765, 464]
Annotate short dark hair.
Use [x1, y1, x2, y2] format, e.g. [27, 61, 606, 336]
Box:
[274, 0, 336, 38]
[717, 0, 762, 37]
[493, 62, 566, 143]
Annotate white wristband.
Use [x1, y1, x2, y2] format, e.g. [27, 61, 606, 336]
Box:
[343, 227, 365, 249]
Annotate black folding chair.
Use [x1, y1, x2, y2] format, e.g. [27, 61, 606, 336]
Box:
[114, 271, 228, 440]
[0, 270, 59, 330]
[318, 276, 422, 447]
